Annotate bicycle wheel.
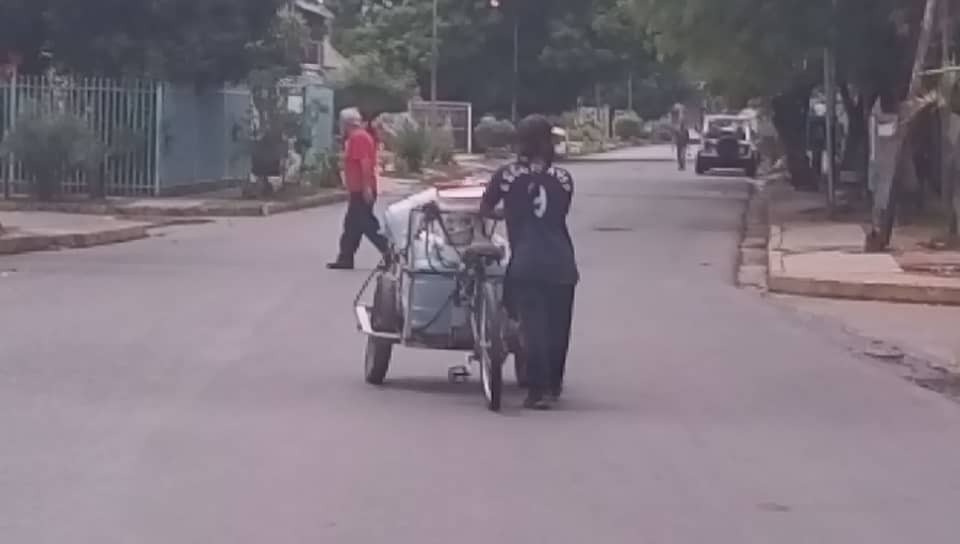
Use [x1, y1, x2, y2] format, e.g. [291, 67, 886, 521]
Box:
[475, 282, 506, 411]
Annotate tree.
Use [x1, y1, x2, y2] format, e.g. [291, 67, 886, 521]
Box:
[327, 0, 686, 119]
[634, 0, 926, 189]
[330, 55, 417, 120]
[635, 0, 829, 186]
[0, 0, 290, 86]
[244, 8, 310, 195]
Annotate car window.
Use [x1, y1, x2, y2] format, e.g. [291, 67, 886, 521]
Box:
[705, 119, 749, 139]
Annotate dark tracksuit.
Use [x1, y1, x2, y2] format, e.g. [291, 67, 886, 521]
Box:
[482, 160, 579, 394]
[338, 192, 389, 264]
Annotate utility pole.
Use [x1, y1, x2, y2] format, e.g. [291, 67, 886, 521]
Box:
[430, 0, 439, 125]
[512, 12, 519, 123]
[627, 69, 634, 112]
[866, 0, 940, 251]
[491, 0, 519, 122]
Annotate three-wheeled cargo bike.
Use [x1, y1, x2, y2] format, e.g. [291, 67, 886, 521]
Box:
[353, 183, 527, 412]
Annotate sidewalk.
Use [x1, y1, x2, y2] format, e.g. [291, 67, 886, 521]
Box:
[763, 182, 960, 305]
[0, 211, 153, 255]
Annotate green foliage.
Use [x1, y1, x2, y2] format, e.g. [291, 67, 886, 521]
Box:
[571, 124, 604, 144]
[331, 54, 417, 120]
[474, 116, 516, 151]
[614, 114, 644, 141]
[633, 0, 917, 108]
[0, 107, 104, 200]
[329, 0, 690, 117]
[430, 120, 456, 166]
[304, 149, 343, 188]
[246, 10, 310, 179]
[392, 118, 431, 173]
[1, 0, 289, 86]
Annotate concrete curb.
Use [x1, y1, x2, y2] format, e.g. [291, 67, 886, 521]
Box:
[766, 272, 960, 305]
[736, 180, 771, 290]
[0, 224, 149, 256]
[0, 190, 349, 218]
[766, 224, 960, 305]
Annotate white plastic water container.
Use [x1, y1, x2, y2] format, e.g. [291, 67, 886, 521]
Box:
[382, 188, 438, 251]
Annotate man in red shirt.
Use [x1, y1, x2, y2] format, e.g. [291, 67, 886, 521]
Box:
[328, 108, 389, 270]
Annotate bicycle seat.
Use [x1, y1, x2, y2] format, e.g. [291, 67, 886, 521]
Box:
[462, 242, 504, 262]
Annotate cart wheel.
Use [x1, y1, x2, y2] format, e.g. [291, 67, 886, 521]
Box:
[476, 283, 505, 411]
[364, 337, 393, 385]
[371, 274, 400, 333]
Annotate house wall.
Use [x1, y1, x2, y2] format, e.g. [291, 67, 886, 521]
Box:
[157, 85, 251, 194]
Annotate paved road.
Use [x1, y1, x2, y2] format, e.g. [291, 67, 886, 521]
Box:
[3, 157, 960, 543]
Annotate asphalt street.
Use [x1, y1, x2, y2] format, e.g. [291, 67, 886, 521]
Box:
[3, 155, 960, 543]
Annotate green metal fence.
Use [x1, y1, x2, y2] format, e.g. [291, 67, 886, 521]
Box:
[0, 75, 259, 197]
[0, 74, 162, 196]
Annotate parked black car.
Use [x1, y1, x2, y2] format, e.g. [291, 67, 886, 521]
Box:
[695, 115, 759, 178]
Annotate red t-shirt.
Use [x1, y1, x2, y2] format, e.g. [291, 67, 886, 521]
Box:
[343, 128, 377, 193]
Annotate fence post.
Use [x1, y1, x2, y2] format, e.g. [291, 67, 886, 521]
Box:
[4, 67, 16, 199]
[467, 103, 473, 154]
[153, 82, 164, 196]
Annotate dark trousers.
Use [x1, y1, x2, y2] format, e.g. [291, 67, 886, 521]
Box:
[337, 192, 388, 263]
[512, 281, 576, 393]
[676, 144, 688, 170]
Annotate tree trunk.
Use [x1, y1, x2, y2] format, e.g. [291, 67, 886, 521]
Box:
[865, 0, 940, 251]
[947, 110, 960, 241]
[772, 83, 815, 189]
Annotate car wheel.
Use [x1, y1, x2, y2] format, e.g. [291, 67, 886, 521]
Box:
[745, 161, 758, 178]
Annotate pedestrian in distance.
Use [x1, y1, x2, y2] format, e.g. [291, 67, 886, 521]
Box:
[328, 108, 390, 270]
[674, 119, 690, 171]
[480, 114, 579, 410]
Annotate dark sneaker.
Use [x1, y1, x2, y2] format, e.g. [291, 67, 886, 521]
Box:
[327, 261, 354, 270]
[523, 392, 551, 411]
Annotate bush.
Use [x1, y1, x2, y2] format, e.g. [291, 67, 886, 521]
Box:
[430, 119, 456, 166]
[393, 118, 431, 173]
[0, 109, 103, 200]
[614, 114, 644, 141]
[568, 122, 603, 143]
[304, 149, 342, 188]
[651, 122, 675, 144]
[474, 116, 515, 152]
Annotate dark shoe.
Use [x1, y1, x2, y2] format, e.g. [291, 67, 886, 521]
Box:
[327, 260, 354, 270]
[523, 391, 551, 411]
[545, 386, 563, 404]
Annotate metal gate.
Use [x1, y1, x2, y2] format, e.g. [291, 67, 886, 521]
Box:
[408, 100, 474, 153]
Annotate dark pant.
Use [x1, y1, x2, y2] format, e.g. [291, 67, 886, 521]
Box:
[676, 144, 688, 170]
[337, 192, 389, 263]
[512, 281, 576, 394]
